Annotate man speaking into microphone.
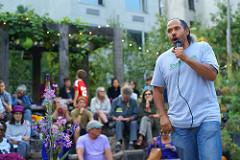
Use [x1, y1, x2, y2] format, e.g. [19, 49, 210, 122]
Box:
[151, 19, 221, 160]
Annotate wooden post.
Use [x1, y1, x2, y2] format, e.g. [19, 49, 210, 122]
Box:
[81, 52, 90, 98]
[32, 51, 41, 104]
[58, 24, 69, 88]
[113, 28, 124, 84]
[0, 29, 9, 89]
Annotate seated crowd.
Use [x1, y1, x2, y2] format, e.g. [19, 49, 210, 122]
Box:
[0, 69, 178, 159]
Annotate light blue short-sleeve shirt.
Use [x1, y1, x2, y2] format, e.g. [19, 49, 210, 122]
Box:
[151, 42, 221, 128]
[76, 134, 111, 160]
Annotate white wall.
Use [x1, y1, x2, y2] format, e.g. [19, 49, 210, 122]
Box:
[0, 0, 160, 32]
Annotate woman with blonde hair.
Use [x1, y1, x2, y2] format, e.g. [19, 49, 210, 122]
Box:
[90, 87, 111, 124]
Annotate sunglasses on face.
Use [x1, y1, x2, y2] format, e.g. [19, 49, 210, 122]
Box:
[161, 131, 170, 134]
[14, 113, 23, 115]
[145, 93, 152, 96]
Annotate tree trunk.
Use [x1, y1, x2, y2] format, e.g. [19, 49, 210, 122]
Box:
[32, 51, 42, 104]
[0, 29, 9, 90]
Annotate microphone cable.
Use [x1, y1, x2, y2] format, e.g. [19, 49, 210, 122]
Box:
[174, 60, 194, 136]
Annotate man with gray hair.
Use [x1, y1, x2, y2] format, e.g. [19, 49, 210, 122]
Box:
[109, 86, 139, 152]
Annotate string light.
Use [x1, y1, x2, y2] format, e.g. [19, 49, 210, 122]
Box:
[89, 31, 92, 35]
[122, 39, 124, 42]
[3, 22, 6, 25]
[57, 33, 60, 36]
[229, 64, 232, 67]
[47, 31, 50, 34]
[68, 34, 72, 37]
[138, 47, 141, 50]
[26, 17, 29, 20]
[79, 32, 83, 35]
[97, 26, 101, 29]
[129, 44, 132, 46]
[156, 52, 159, 55]
[106, 24, 109, 27]
[146, 50, 149, 53]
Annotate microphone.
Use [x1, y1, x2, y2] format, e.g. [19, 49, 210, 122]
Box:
[175, 40, 182, 61]
[176, 40, 182, 48]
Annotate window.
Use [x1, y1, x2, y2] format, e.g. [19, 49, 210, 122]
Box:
[125, 0, 147, 12]
[128, 30, 147, 47]
[159, 0, 164, 15]
[80, 0, 103, 5]
[188, 0, 195, 10]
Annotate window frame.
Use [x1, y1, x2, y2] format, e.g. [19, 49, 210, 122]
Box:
[159, 0, 164, 15]
[188, 0, 195, 11]
[79, 0, 103, 6]
[125, 0, 147, 13]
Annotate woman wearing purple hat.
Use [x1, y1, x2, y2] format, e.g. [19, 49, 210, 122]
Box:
[5, 105, 31, 159]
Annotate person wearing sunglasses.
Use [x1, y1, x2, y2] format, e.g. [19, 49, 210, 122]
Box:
[5, 105, 31, 159]
[147, 130, 179, 159]
[136, 89, 160, 147]
[90, 87, 111, 125]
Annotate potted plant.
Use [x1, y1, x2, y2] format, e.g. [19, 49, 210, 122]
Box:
[32, 84, 78, 160]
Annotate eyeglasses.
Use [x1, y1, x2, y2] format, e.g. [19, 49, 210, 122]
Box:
[145, 93, 152, 96]
[99, 91, 105, 93]
[0, 129, 5, 132]
[161, 131, 170, 134]
[13, 112, 23, 115]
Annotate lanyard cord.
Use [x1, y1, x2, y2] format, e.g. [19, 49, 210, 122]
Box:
[175, 60, 194, 136]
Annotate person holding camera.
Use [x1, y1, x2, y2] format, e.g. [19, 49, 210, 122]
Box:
[40, 73, 57, 105]
[52, 98, 71, 123]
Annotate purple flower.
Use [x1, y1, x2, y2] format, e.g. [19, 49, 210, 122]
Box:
[72, 123, 79, 134]
[56, 119, 62, 126]
[66, 141, 72, 148]
[58, 116, 63, 120]
[53, 128, 59, 134]
[65, 135, 70, 142]
[61, 119, 67, 125]
[52, 84, 58, 88]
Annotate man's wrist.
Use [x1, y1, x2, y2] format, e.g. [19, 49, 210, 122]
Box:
[159, 113, 168, 118]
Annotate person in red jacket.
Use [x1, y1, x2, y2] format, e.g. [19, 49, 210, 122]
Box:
[73, 69, 88, 107]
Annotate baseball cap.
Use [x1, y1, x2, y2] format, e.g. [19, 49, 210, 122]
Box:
[86, 120, 104, 131]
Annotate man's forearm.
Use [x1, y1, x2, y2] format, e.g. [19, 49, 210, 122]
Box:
[128, 117, 135, 121]
[2, 101, 8, 108]
[184, 57, 217, 81]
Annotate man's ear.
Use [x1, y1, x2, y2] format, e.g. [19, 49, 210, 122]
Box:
[186, 27, 190, 36]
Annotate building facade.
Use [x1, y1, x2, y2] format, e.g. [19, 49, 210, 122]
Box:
[1, 0, 239, 45]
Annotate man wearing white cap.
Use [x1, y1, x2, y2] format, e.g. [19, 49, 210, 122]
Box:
[76, 120, 113, 160]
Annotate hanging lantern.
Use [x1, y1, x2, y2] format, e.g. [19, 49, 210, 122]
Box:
[21, 37, 33, 50]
